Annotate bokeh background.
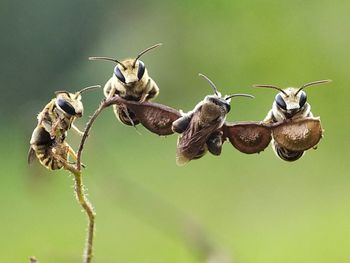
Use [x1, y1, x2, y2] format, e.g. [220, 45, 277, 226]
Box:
[1, 0, 349, 262]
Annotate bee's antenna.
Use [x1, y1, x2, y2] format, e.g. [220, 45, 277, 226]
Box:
[254, 84, 288, 96]
[54, 90, 70, 96]
[225, 94, 255, 100]
[89, 56, 127, 70]
[132, 43, 162, 68]
[295, 79, 332, 95]
[77, 85, 102, 95]
[198, 73, 220, 96]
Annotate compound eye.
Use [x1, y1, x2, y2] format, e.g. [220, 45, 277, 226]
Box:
[299, 91, 307, 107]
[57, 98, 76, 115]
[275, 94, 287, 110]
[137, 60, 145, 80]
[114, 66, 126, 83]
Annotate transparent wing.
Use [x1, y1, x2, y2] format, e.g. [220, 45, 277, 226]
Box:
[27, 146, 37, 165]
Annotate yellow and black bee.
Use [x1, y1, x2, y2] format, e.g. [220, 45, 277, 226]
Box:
[89, 43, 162, 126]
[28, 85, 100, 170]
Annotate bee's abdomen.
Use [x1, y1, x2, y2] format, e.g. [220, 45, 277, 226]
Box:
[272, 141, 304, 162]
[30, 126, 65, 170]
[33, 144, 65, 170]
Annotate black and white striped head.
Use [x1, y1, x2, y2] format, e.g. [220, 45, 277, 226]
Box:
[89, 43, 162, 86]
[54, 85, 101, 117]
[254, 80, 331, 117]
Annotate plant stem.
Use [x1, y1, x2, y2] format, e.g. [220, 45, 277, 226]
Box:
[64, 163, 96, 263]
[73, 95, 135, 262]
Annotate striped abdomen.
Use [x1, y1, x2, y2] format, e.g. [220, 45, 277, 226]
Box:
[29, 126, 67, 170]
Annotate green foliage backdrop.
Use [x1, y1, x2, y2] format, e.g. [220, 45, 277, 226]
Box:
[0, 0, 349, 262]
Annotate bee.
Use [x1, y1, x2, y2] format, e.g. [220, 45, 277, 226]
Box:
[171, 74, 254, 165]
[104, 77, 326, 165]
[89, 43, 162, 126]
[28, 85, 101, 170]
[255, 80, 331, 161]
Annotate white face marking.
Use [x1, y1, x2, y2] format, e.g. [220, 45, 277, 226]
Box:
[273, 88, 310, 120]
[115, 60, 145, 86]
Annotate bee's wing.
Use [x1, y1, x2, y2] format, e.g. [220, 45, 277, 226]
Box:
[175, 114, 218, 166]
[176, 136, 191, 166]
[272, 117, 323, 151]
[27, 146, 37, 165]
[114, 98, 181, 136]
[222, 121, 273, 154]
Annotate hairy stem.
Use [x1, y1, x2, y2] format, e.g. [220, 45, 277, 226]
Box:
[64, 162, 96, 263]
[73, 95, 133, 262]
[73, 96, 116, 262]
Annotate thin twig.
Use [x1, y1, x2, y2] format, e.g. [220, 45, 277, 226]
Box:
[73, 96, 118, 262]
[64, 162, 96, 263]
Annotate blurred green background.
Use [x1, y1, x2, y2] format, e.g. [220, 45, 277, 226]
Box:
[1, 0, 349, 262]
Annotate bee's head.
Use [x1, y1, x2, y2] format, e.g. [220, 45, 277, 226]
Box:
[89, 43, 162, 87]
[199, 73, 254, 114]
[112, 59, 146, 87]
[54, 85, 101, 117]
[274, 88, 307, 117]
[254, 80, 331, 117]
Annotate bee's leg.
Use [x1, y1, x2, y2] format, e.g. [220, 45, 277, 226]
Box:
[51, 145, 70, 170]
[38, 103, 58, 136]
[65, 143, 78, 161]
[64, 143, 86, 168]
[144, 79, 159, 101]
[207, 131, 224, 156]
[172, 113, 193, 134]
[263, 110, 275, 123]
[103, 78, 117, 99]
[139, 93, 149, 103]
[52, 153, 70, 168]
[139, 79, 152, 103]
[49, 118, 62, 138]
[71, 123, 84, 136]
[306, 111, 319, 150]
[114, 104, 140, 127]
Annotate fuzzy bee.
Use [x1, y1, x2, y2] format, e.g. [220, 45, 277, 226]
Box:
[171, 74, 254, 165]
[255, 80, 331, 161]
[103, 76, 326, 165]
[89, 43, 162, 126]
[28, 85, 101, 170]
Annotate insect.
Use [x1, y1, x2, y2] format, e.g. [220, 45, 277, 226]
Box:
[28, 85, 101, 170]
[104, 76, 326, 165]
[89, 43, 162, 126]
[171, 74, 255, 165]
[254, 79, 331, 161]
